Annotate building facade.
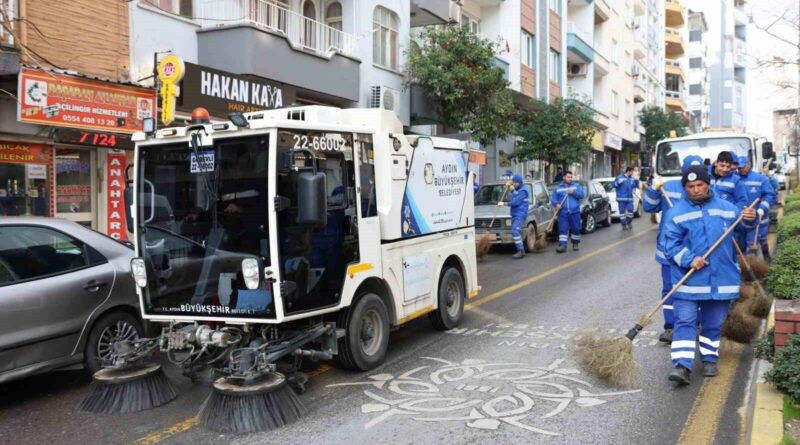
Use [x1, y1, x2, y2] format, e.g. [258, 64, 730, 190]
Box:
[685, 9, 709, 133]
[634, 0, 665, 145]
[664, 0, 686, 115]
[773, 108, 798, 171]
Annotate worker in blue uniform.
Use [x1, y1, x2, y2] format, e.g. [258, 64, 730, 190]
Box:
[737, 155, 775, 260]
[613, 166, 640, 231]
[550, 171, 585, 253]
[710, 151, 748, 208]
[663, 165, 756, 385]
[642, 155, 704, 343]
[498, 174, 529, 259]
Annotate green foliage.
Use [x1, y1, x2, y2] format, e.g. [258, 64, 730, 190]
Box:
[512, 97, 596, 169]
[777, 212, 800, 245]
[755, 328, 775, 363]
[786, 395, 800, 422]
[767, 238, 800, 299]
[785, 200, 800, 215]
[781, 434, 799, 445]
[786, 192, 800, 205]
[767, 335, 800, 405]
[405, 26, 515, 145]
[638, 106, 688, 146]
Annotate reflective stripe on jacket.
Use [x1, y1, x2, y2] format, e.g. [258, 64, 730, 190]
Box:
[550, 182, 585, 214]
[613, 174, 639, 201]
[508, 185, 530, 218]
[710, 172, 748, 208]
[643, 179, 683, 265]
[739, 170, 775, 215]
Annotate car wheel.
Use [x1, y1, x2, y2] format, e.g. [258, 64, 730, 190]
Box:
[336, 293, 390, 371]
[524, 224, 538, 253]
[634, 199, 642, 218]
[602, 210, 612, 227]
[84, 312, 143, 376]
[429, 267, 465, 330]
[583, 213, 596, 234]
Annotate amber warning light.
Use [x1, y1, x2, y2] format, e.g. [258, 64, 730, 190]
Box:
[191, 107, 211, 125]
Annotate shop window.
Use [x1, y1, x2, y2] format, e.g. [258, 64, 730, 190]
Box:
[0, 226, 88, 282]
[142, 0, 193, 18]
[0, 144, 50, 217]
[373, 6, 399, 70]
[326, 2, 342, 30]
[55, 149, 94, 224]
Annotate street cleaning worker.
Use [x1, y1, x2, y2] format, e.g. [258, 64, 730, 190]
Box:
[498, 174, 529, 259]
[550, 171, 585, 253]
[737, 155, 775, 260]
[643, 155, 704, 344]
[613, 166, 639, 231]
[710, 151, 748, 208]
[662, 165, 756, 385]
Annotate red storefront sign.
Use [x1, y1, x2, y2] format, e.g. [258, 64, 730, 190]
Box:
[0, 141, 51, 164]
[18, 68, 156, 134]
[106, 152, 128, 240]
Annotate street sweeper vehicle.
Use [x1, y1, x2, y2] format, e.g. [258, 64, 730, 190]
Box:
[80, 106, 479, 432]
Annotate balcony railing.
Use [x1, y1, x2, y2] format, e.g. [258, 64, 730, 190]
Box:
[0, 0, 18, 47]
[567, 21, 592, 47]
[198, 0, 357, 58]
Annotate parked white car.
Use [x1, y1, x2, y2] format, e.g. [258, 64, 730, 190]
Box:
[595, 177, 642, 221]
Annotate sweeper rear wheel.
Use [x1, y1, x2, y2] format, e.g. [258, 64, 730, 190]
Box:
[335, 293, 390, 371]
[429, 267, 465, 330]
[200, 372, 306, 433]
[79, 362, 177, 413]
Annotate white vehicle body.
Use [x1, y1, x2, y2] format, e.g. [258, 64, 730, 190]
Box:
[594, 177, 642, 220]
[654, 132, 764, 183]
[129, 106, 479, 334]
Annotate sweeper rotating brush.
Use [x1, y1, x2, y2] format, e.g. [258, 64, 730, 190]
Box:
[79, 363, 177, 414]
[200, 372, 306, 434]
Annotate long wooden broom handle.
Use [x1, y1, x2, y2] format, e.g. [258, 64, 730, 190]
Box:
[732, 238, 770, 298]
[750, 213, 763, 251]
[660, 187, 674, 208]
[640, 198, 760, 325]
[546, 194, 570, 232]
[488, 186, 512, 227]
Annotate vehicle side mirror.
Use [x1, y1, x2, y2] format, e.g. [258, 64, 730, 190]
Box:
[762, 142, 774, 160]
[124, 181, 134, 232]
[297, 170, 327, 227]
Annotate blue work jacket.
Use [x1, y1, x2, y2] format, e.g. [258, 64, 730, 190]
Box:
[613, 174, 639, 201]
[507, 185, 530, 218]
[662, 193, 755, 301]
[739, 170, 775, 216]
[710, 171, 748, 208]
[643, 179, 684, 265]
[550, 182, 585, 214]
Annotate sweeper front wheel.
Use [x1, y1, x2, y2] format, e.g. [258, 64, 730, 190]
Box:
[199, 372, 306, 434]
[429, 267, 465, 330]
[335, 293, 390, 371]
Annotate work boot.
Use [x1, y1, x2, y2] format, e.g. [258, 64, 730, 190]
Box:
[761, 244, 771, 262]
[556, 246, 567, 253]
[659, 328, 673, 344]
[512, 251, 525, 259]
[668, 366, 691, 386]
[702, 362, 718, 377]
[572, 243, 580, 251]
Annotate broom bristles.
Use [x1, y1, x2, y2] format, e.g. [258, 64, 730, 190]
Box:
[738, 283, 755, 302]
[476, 234, 492, 258]
[79, 366, 177, 414]
[722, 303, 760, 343]
[747, 256, 769, 281]
[571, 333, 641, 388]
[533, 234, 548, 252]
[200, 380, 306, 433]
[745, 292, 772, 318]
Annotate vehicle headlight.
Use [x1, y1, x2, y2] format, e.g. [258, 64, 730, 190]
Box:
[242, 258, 260, 290]
[504, 219, 512, 227]
[131, 257, 147, 288]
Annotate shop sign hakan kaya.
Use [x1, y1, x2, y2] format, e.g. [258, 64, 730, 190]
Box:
[180, 63, 296, 117]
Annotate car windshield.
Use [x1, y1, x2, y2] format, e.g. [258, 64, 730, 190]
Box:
[475, 184, 509, 205]
[598, 180, 614, 192]
[656, 137, 752, 176]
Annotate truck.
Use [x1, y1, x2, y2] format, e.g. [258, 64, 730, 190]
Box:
[117, 106, 479, 385]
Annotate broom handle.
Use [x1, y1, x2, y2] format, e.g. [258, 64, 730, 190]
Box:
[660, 187, 674, 208]
[488, 186, 512, 227]
[639, 198, 761, 326]
[750, 213, 763, 251]
[732, 238, 770, 299]
[546, 194, 570, 232]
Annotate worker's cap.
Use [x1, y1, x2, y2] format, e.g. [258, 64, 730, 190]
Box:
[737, 155, 750, 167]
[681, 155, 704, 173]
[512, 173, 524, 184]
[682, 164, 711, 186]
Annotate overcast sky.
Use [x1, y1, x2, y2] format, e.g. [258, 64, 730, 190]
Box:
[746, 0, 799, 139]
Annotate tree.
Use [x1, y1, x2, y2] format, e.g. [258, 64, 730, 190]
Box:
[638, 106, 688, 146]
[512, 97, 596, 175]
[405, 26, 516, 145]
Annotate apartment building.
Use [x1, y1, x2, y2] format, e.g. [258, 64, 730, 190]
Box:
[633, 0, 665, 142]
[684, 0, 748, 130]
[686, 9, 709, 132]
[664, 0, 686, 115]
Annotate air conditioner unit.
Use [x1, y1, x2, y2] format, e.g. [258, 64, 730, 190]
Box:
[567, 63, 588, 78]
[370, 85, 398, 112]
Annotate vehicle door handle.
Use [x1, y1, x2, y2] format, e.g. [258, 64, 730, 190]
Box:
[83, 280, 107, 292]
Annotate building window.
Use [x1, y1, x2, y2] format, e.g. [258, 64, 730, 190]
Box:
[326, 2, 342, 30]
[549, 0, 561, 14]
[611, 90, 619, 116]
[689, 57, 702, 69]
[665, 74, 681, 92]
[611, 39, 619, 65]
[373, 6, 399, 70]
[521, 31, 535, 68]
[549, 50, 561, 85]
[142, 0, 193, 17]
[461, 12, 480, 34]
[689, 30, 702, 42]
[689, 84, 702, 95]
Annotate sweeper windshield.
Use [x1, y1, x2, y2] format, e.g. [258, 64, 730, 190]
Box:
[135, 135, 276, 319]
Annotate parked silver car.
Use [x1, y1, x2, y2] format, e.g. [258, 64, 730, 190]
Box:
[0, 218, 142, 384]
[474, 181, 556, 252]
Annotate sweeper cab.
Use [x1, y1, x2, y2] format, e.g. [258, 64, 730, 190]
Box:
[81, 106, 479, 432]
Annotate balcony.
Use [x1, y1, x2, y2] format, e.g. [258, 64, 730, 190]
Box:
[665, 28, 685, 58]
[665, 90, 686, 112]
[472, 0, 503, 6]
[634, 0, 645, 17]
[594, 46, 610, 77]
[493, 57, 510, 82]
[411, 0, 455, 27]
[665, 59, 685, 80]
[665, 0, 685, 28]
[567, 22, 594, 63]
[633, 36, 646, 60]
[594, 0, 610, 24]
[197, 0, 360, 103]
[734, 38, 747, 67]
[633, 75, 646, 103]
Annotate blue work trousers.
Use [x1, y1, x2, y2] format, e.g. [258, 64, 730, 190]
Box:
[558, 212, 582, 247]
[511, 215, 526, 252]
[671, 298, 731, 370]
[660, 264, 675, 329]
[618, 201, 634, 226]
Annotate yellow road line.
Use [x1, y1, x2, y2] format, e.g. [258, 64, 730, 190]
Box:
[132, 225, 656, 444]
[132, 416, 199, 445]
[676, 341, 745, 445]
[465, 226, 657, 311]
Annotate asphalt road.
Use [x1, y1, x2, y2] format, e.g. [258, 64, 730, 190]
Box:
[0, 216, 758, 445]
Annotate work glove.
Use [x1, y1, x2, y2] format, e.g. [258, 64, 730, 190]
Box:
[757, 208, 765, 218]
[653, 177, 664, 190]
[497, 202, 506, 207]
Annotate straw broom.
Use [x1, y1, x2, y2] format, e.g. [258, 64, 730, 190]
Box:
[476, 185, 511, 258]
[571, 198, 759, 388]
[534, 195, 568, 252]
[732, 239, 771, 318]
[745, 213, 769, 280]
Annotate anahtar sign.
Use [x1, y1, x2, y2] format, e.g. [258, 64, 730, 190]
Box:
[180, 63, 296, 117]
